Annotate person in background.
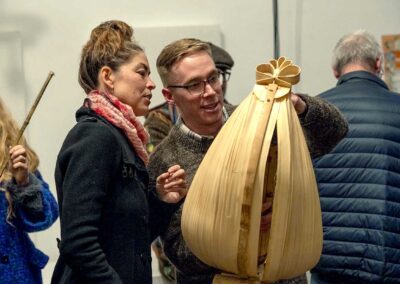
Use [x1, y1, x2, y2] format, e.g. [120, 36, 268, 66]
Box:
[145, 42, 234, 282]
[0, 97, 59, 284]
[51, 20, 187, 284]
[147, 38, 348, 284]
[311, 30, 400, 284]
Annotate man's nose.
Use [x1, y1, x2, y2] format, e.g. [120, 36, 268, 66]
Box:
[202, 82, 217, 97]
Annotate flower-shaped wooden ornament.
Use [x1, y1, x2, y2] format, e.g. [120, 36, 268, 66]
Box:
[255, 57, 301, 99]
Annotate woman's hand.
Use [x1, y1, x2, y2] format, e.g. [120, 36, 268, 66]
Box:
[156, 165, 187, 203]
[9, 145, 29, 186]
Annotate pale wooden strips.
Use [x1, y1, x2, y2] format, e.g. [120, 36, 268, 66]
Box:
[182, 84, 275, 276]
[262, 93, 322, 282]
[257, 96, 281, 260]
[181, 57, 323, 284]
[240, 85, 276, 275]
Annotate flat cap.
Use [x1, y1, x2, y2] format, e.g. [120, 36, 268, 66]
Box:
[208, 42, 234, 70]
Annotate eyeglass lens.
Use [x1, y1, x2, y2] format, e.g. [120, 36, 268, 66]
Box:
[188, 73, 223, 96]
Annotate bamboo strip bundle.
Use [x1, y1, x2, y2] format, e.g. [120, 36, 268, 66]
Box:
[181, 57, 322, 283]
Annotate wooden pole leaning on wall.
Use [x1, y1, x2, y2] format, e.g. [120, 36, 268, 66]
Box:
[0, 71, 55, 181]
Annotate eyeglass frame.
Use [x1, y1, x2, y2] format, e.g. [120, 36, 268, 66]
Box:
[219, 69, 231, 82]
[167, 71, 224, 96]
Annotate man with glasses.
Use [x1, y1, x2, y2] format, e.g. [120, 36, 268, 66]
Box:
[144, 42, 234, 282]
[148, 38, 348, 284]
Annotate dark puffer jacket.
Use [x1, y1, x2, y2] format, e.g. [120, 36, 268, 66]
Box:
[313, 71, 400, 283]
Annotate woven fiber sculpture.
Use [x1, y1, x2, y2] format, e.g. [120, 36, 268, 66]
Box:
[181, 57, 323, 283]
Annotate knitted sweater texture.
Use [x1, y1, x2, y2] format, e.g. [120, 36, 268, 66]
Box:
[148, 96, 348, 284]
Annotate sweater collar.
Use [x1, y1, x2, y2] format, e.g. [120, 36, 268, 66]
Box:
[177, 107, 229, 141]
[337, 70, 388, 90]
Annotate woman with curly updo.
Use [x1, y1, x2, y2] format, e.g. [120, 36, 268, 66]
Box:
[51, 20, 187, 284]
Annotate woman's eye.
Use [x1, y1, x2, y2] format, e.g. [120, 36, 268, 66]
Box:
[137, 70, 147, 77]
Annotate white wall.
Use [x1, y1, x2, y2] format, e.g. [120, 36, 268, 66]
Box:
[1, 0, 399, 282]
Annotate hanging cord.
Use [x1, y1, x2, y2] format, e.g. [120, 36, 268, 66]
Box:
[0, 71, 54, 222]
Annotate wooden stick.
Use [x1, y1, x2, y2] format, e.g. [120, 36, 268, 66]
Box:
[0, 71, 55, 180]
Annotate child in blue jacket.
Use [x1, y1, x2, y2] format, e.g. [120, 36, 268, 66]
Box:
[0, 98, 59, 284]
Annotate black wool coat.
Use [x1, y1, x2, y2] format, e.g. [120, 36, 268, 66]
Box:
[51, 107, 176, 284]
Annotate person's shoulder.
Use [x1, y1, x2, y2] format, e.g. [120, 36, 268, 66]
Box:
[144, 108, 173, 129]
[62, 113, 121, 154]
[385, 90, 400, 101]
[146, 102, 170, 119]
[317, 86, 338, 99]
[73, 116, 117, 140]
[149, 126, 181, 159]
[224, 102, 236, 115]
[151, 127, 178, 153]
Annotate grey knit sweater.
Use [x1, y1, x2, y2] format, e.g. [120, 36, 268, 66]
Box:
[148, 95, 348, 284]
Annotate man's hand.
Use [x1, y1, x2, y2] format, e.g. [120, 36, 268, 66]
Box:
[156, 165, 187, 203]
[9, 145, 29, 186]
[290, 93, 307, 115]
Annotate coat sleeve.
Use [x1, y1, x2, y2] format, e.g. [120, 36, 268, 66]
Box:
[7, 171, 58, 233]
[147, 148, 182, 240]
[298, 94, 349, 158]
[148, 188, 183, 241]
[7, 171, 59, 232]
[162, 206, 219, 278]
[56, 122, 123, 284]
[147, 145, 217, 279]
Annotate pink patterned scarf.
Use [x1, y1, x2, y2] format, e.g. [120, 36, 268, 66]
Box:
[86, 90, 149, 165]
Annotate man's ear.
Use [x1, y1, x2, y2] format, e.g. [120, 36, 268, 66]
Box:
[98, 66, 114, 91]
[376, 56, 383, 75]
[333, 68, 340, 79]
[162, 88, 174, 104]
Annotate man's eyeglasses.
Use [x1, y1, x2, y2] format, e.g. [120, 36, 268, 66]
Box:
[221, 70, 231, 82]
[167, 72, 223, 96]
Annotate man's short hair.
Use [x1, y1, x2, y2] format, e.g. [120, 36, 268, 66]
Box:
[156, 38, 211, 86]
[332, 30, 382, 75]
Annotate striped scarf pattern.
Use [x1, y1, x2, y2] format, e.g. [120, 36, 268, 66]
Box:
[86, 90, 149, 165]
